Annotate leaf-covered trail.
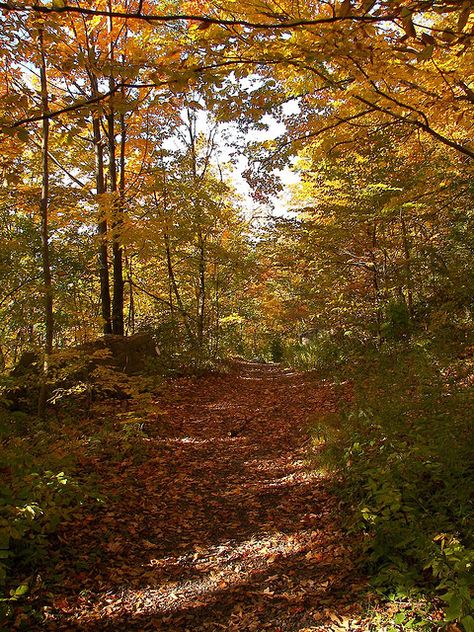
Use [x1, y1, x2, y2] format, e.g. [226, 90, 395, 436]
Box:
[35, 361, 368, 630]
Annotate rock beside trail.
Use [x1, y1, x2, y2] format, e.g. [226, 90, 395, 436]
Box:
[10, 351, 41, 377]
[4, 333, 158, 412]
[76, 333, 158, 376]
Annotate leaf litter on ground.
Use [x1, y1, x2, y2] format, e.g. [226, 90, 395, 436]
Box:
[8, 360, 443, 630]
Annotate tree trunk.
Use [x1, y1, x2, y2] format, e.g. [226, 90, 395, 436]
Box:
[369, 222, 382, 344]
[107, 105, 124, 335]
[153, 184, 195, 346]
[112, 99, 126, 336]
[197, 230, 206, 355]
[164, 231, 195, 344]
[92, 105, 112, 334]
[126, 253, 135, 334]
[214, 262, 220, 357]
[186, 112, 206, 359]
[37, 29, 54, 418]
[107, 7, 124, 336]
[86, 40, 112, 334]
[400, 210, 414, 319]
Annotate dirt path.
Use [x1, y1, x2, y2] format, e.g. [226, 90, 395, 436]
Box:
[30, 361, 368, 631]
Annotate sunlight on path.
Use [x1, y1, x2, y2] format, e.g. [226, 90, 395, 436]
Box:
[36, 361, 368, 631]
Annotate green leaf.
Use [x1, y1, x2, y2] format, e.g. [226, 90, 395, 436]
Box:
[11, 583, 29, 598]
[462, 616, 474, 632]
[441, 591, 454, 602]
[445, 594, 463, 621]
[393, 612, 406, 624]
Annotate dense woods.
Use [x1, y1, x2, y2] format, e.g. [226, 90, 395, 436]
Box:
[0, 0, 473, 629]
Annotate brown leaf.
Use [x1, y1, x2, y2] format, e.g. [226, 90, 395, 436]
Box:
[458, 3, 471, 32]
[402, 16, 417, 39]
[339, 0, 352, 17]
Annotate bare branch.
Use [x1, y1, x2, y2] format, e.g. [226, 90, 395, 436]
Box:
[0, 2, 398, 29]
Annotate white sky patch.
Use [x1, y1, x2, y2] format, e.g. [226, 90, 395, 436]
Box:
[271, 166, 300, 217]
[163, 106, 300, 220]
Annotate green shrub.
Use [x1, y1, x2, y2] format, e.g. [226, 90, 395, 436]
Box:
[0, 417, 98, 618]
[310, 347, 474, 628]
[286, 331, 362, 372]
[382, 300, 412, 340]
[0, 469, 82, 583]
[270, 338, 284, 363]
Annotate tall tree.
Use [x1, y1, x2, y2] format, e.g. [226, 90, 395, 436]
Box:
[37, 27, 54, 417]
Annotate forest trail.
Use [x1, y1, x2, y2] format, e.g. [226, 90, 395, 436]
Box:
[32, 361, 368, 631]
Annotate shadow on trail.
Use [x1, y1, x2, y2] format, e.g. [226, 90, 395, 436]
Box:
[62, 548, 362, 631]
[31, 361, 367, 631]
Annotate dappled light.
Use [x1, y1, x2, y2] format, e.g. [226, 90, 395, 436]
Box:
[22, 363, 366, 631]
[1, 0, 473, 629]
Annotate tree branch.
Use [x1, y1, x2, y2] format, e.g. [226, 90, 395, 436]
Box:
[0, 2, 398, 28]
[1, 84, 123, 131]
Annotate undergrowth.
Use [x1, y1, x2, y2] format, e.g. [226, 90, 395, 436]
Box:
[308, 340, 474, 630]
[0, 411, 98, 623]
[0, 354, 166, 625]
[286, 331, 366, 372]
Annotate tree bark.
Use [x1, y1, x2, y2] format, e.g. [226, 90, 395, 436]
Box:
[37, 29, 54, 418]
[196, 229, 206, 355]
[164, 231, 195, 343]
[153, 181, 196, 346]
[92, 102, 112, 334]
[126, 253, 135, 334]
[400, 209, 414, 319]
[107, 4, 124, 336]
[213, 262, 220, 357]
[369, 222, 382, 343]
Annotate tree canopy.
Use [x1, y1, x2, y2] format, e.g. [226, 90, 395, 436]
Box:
[0, 1, 473, 629]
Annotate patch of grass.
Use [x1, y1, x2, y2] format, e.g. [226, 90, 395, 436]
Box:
[285, 332, 362, 372]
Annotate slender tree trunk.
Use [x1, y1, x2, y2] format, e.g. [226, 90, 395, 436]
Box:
[37, 29, 54, 418]
[214, 262, 220, 357]
[400, 210, 414, 318]
[107, 103, 124, 335]
[107, 6, 124, 336]
[126, 254, 135, 334]
[86, 37, 111, 333]
[92, 106, 112, 334]
[197, 230, 206, 355]
[111, 100, 126, 336]
[153, 183, 195, 346]
[164, 232, 195, 344]
[156, 170, 174, 322]
[369, 222, 382, 344]
[186, 109, 204, 357]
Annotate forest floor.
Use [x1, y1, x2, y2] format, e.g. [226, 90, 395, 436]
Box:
[17, 361, 386, 631]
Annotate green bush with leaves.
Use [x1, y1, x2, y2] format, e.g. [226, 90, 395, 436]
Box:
[0, 469, 81, 582]
[286, 334, 345, 371]
[311, 346, 474, 629]
[270, 338, 284, 363]
[286, 331, 362, 372]
[0, 414, 96, 618]
[382, 300, 412, 340]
